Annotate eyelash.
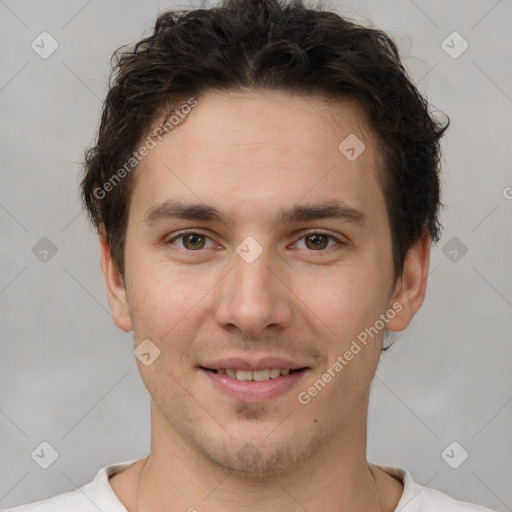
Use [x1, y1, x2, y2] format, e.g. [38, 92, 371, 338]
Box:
[165, 230, 346, 254]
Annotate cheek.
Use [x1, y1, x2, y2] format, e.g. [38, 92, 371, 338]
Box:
[126, 259, 225, 365]
[126, 263, 193, 337]
[127, 270, 202, 388]
[296, 263, 388, 339]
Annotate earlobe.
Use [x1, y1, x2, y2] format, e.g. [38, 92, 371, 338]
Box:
[100, 234, 133, 332]
[386, 233, 431, 333]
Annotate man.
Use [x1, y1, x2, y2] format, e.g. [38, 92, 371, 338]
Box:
[6, 0, 497, 510]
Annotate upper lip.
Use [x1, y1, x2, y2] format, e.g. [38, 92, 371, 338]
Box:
[200, 357, 310, 372]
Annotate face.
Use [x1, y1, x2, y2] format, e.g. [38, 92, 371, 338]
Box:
[102, 90, 429, 475]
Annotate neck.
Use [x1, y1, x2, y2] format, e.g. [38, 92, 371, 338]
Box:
[133, 404, 382, 512]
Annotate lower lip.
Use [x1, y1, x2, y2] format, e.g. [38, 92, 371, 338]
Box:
[200, 368, 308, 403]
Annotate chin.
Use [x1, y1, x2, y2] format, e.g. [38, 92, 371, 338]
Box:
[188, 421, 327, 478]
[203, 440, 304, 476]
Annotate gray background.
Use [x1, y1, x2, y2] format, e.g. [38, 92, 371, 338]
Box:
[1, 0, 511, 510]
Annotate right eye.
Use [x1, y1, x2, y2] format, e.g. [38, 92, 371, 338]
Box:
[166, 231, 217, 251]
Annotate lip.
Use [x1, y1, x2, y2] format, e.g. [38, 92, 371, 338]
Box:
[199, 356, 309, 372]
[200, 367, 309, 403]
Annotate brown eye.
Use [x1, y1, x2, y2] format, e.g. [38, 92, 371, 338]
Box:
[293, 232, 342, 252]
[168, 232, 214, 251]
[181, 233, 206, 250]
[304, 233, 330, 250]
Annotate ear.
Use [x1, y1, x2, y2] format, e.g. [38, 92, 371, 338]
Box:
[100, 233, 132, 332]
[386, 232, 431, 332]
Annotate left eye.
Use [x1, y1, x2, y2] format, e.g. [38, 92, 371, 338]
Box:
[293, 232, 340, 251]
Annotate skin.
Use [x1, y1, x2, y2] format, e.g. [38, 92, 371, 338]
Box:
[102, 89, 431, 511]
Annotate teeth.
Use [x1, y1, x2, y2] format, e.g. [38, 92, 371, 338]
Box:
[216, 368, 295, 381]
[253, 369, 270, 381]
[236, 370, 253, 381]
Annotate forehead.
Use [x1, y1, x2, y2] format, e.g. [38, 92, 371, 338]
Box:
[160, 89, 375, 159]
[130, 90, 384, 228]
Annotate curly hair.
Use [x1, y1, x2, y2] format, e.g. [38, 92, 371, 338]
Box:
[81, 0, 448, 279]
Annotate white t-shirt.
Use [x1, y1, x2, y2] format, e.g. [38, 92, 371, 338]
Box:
[4, 459, 497, 511]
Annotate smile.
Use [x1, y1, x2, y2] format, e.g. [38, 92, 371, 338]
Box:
[205, 367, 299, 381]
[200, 366, 309, 402]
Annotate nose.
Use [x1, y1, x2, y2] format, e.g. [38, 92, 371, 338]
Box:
[214, 246, 293, 339]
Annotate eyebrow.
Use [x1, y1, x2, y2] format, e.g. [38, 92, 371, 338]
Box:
[143, 200, 366, 228]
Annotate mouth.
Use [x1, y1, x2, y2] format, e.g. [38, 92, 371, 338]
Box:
[198, 365, 310, 402]
[200, 366, 307, 381]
